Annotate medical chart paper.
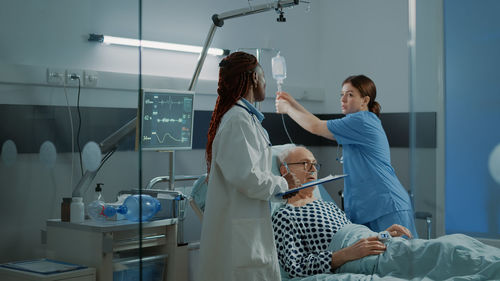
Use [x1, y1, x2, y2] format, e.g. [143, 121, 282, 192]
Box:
[276, 174, 348, 197]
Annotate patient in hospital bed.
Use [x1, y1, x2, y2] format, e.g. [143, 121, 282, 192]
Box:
[272, 145, 500, 281]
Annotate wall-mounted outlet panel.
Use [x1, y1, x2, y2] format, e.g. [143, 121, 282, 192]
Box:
[46, 68, 65, 85]
[83, 70, 98, 87]
[65, 69, 83, 86]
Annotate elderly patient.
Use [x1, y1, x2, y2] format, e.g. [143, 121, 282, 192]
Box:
[272, 145, 500, 280]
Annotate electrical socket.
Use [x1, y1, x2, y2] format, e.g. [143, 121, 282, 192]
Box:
[83, 70, 98, 87]
[65, 69, 83, 86]
[46, 68, 65, 85]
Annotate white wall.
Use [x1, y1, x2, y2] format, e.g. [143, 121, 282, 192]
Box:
[0, 0, 413, 263]
[317, 0, 409, 114]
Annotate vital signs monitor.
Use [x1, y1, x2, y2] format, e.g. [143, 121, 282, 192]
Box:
[140, 89, 195, 151]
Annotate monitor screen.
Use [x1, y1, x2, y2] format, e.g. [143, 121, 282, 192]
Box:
[140, 89, 195, 151]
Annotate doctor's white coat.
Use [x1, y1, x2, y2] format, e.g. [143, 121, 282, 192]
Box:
[198, 101, 288, 281]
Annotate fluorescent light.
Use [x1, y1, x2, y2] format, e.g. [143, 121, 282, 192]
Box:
[102, 36, 140, 47]
[88, 33, 228, 56]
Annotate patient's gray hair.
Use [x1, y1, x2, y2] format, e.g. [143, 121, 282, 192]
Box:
[277, 144, 306, 164]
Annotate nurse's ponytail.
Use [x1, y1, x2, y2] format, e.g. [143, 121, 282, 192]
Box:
[370, 101, 381, 117]
[206, 52, 259, 180]
[342, 75, 381, 117]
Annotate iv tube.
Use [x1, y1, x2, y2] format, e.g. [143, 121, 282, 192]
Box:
[272, 52, 293, 144]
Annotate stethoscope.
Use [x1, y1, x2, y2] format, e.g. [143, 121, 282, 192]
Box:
[234, 103, 272, 147]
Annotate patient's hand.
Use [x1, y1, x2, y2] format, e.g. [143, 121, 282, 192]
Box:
[385, 224, 412, 239]
[331, 236, 386, 270]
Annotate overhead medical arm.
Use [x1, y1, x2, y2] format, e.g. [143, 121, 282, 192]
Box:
[72, 118, 137, 197]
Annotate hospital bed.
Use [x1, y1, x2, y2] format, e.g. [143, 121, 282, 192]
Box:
[188, 145, 500, 281]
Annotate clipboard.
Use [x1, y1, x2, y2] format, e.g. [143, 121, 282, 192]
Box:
[276, 174, 348, 197]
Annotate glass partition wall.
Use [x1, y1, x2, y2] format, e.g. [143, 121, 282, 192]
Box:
[0, 1, 287, 280]
[408, 0, 445, 239]
[409, 0, 500, 245]
[0, 1, 146, 280]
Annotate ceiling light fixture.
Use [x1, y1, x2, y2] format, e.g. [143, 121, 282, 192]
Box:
[88, 33, 229, 56]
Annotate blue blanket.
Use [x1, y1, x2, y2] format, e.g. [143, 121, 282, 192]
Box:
[283, 224, 500, 281]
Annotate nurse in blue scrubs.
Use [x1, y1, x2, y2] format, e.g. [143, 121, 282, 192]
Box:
[275, 74, 417, 238]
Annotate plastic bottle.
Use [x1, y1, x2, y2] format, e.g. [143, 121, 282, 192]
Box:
[87, 183, 107, 222]
[104, 194, 161, 222]
[70, 197, 85, 223]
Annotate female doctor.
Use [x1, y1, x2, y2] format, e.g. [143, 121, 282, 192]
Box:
[198, 52, 289, 281]
[275, 75, 417, 238]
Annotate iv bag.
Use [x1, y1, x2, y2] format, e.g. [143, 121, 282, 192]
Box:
[272, 52, 287, 83]
[273, 51, 294, 144]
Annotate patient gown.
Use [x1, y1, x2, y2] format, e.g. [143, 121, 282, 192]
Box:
[272, 200, 350, 277]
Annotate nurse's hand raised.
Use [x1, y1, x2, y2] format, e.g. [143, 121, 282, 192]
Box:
[276, 91, 295, 114]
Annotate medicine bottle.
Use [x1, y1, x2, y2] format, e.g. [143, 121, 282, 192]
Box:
[70, 197, 85, 223]
[61, 197, 72, 222]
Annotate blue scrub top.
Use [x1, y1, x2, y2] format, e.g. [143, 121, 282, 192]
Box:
[326, 111, 412, 224]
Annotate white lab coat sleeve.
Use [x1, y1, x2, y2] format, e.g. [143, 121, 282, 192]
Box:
[214, 114, 288, 201]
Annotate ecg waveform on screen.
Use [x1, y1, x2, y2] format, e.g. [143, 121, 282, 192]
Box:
[145, 96, 183, 110]
[157, 118, 184, 123]
[142, 92, 193, 149]
[150, 131, 186, 143]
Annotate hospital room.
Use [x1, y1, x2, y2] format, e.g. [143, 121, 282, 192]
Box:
[1, 0, 499, 280]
